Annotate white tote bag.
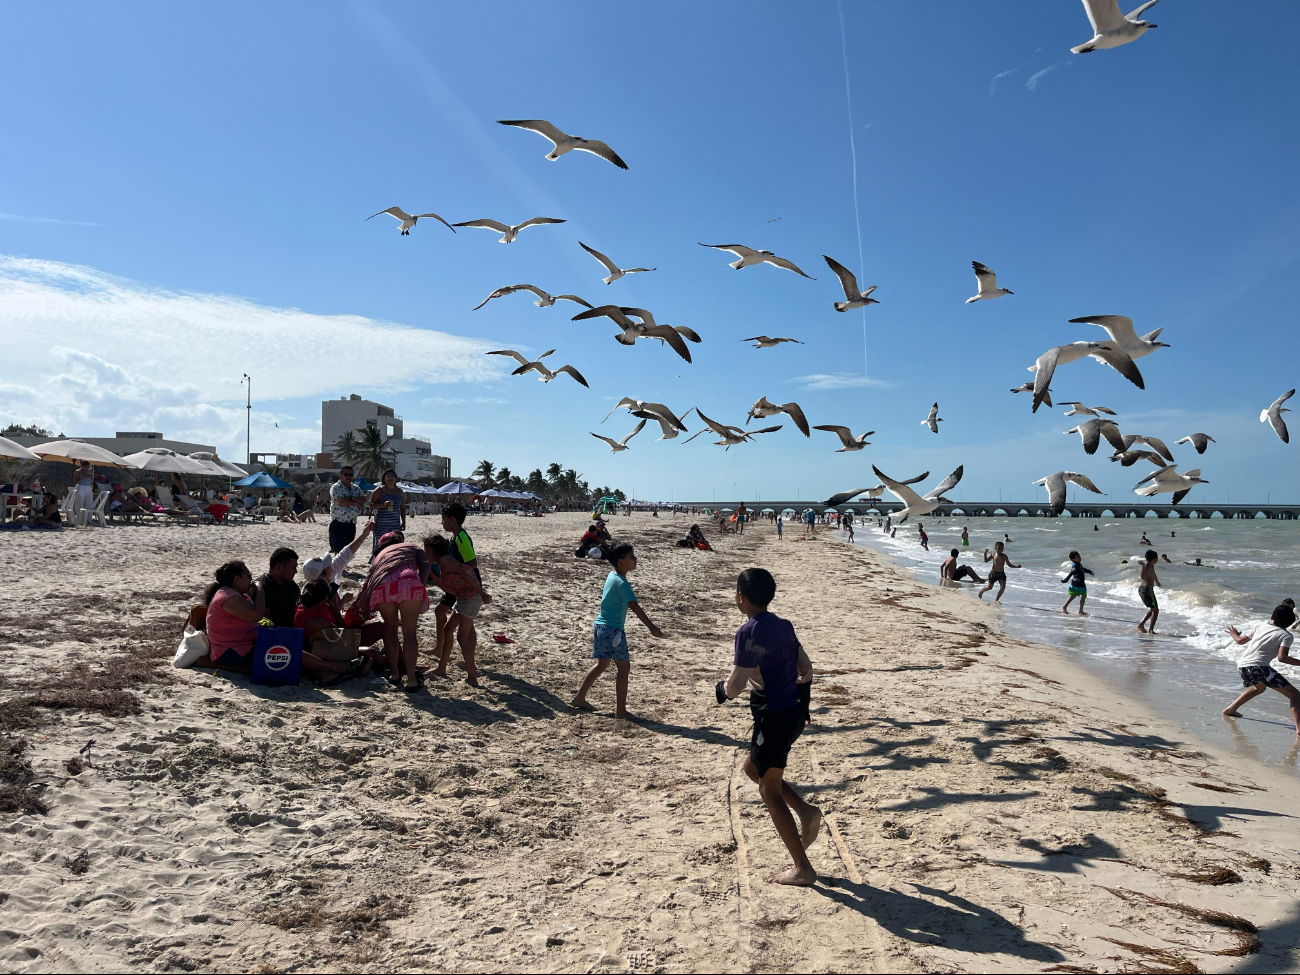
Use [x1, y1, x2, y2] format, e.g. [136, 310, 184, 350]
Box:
[173, 626, 210, 668]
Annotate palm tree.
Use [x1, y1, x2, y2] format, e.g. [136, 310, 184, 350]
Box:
[354, 422, 396, 479]
[526, 468, 547, 497]
[496, 466, 513, 487]
[545, 462, 563, 484]
[333, 430, 361, 469]
[472, 460, 496, 486]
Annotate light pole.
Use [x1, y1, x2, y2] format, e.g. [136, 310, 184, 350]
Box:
[241, 373, 251, 465]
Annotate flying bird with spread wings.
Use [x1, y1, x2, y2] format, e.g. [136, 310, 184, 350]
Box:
[1071, 0, 1160, 54]
[571, 305, 693, 363]
[1262, 389, 1294, 443]
[472, 284, 593, 311]
[813, 424, 874, 452]
[684, 410, 782, 449]
[698, 243, 815, 279]
[966, 261, 1013, 302]
[366, 206, 456, 235]
[497, 119, 629, 169]
[747, 397, 810, 437]
[591, 420, 646, 453]
[453, 216, 566, 243]
[486, 349, 588, 387]
[1028, 341, 1144, 413]
[1033, 471, 1104, 516]
[579, 241, 656, 285]
[823, 255, 878, 312]
[872, 466, 964, 522]
[744, 336, 804, 349]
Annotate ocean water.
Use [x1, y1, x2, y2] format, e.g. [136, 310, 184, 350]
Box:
[851, 516, 1300, 771]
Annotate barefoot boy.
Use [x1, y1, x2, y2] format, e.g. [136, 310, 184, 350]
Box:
[570, 542, 664, 718]
[716, 568, 821, 886]
[440, 502, 485, 685]
[1137, 549, 1161, 633]
[978, 541, 1020, 603]
[1060, 550, 1093, 615]
[1223, 603, 1300, 737]
[422, 534, 491, 685]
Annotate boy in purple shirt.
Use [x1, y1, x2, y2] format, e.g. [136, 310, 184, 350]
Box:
[716, 568, 820, 886]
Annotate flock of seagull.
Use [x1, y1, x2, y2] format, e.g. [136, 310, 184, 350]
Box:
[366, 6, 1289, 517]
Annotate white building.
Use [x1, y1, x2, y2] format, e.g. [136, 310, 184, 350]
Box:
[320, 395, 451, 481]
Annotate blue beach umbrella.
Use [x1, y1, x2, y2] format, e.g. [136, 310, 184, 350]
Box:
[233, 471, 293, 489]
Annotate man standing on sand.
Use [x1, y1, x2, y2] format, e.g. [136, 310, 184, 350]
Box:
[804, 508, 815, 535]
[978, 542, 1020, 603]
[329, 466, 367, 553]
[737, 501, 748, 535]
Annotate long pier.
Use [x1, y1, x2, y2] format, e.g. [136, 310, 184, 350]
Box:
[668, 500, 1300, 520]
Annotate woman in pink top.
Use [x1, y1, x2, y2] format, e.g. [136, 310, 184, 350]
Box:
[203, 561, 265, 671]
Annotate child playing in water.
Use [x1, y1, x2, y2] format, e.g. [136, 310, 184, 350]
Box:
[1060, 550, 1093, 615]
[715, 568, 821, 886]
[1137, 549, 1161, 633]
[1223, 603, 1300, 737]
[570, 542, 664, 718]
[978, 542, 1020, 603]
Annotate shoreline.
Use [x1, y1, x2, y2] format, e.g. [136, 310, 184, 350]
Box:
[2, 513, 1299, 972]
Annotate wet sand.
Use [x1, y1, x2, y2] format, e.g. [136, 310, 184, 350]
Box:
[2, 512, 1299, 973]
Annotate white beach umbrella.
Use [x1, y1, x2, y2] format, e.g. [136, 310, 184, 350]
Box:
[0, 435, 41, 461]
[121, 447, 212, 474]
[188, 451, 247, 477]
[29, 439, 138, 467]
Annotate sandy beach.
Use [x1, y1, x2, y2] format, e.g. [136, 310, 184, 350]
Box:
[3, 513, 1299, 973]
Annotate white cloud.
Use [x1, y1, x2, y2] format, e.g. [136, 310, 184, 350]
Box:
[1025, 63, 1067, 92]
[988, 68, 1018, 95]
[0, 255, 504, 407]
[0, 213, 99, 227]
[795, 373, 900, 391]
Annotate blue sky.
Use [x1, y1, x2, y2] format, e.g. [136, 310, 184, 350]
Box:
[3, 1, 1298, 504]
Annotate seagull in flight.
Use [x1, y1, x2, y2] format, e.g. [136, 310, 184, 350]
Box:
[747, 397, 810, 437]
[684, 410, 782, 449]
[579, 241, 656, 285]
[921, 403, 942, 434]
[1059, 402, 1117, 417]
[1034, 471, 1104, 516]
[497, 119, 629, 170]
[453, 216, 566, 244]
[619, 307, 702, 346]
[823, 256, 878, 312]
[872, 466, 961, 523]
[1134, 465, 1207, 506]
[1119, 434, 1174, 462]
[824, 473, 930, 507]
[1071, 0, 1159, 54]
[1011, 382, 1052, 408]
[1110, 449, 1167, 469]
[966, 262, 1013, 303]
[1066, 418, 1126, 455]
[367, 207, 456, 235]
[571, 305, 693, 362]
[603, 399, 691, 438]
[813, 424, 874, 452]
[923, 466, 965, 504]
[486, 349, 588, 387]
[1174, 433, 1215, 455]
[744, 336, 804, 349]
[472, 284, 593, 311]
[591, 419, 646, 453]
[1028, 342, 1144, 413]
[1069, 315, 1170, 360]
[1262, 389, 1294, 443]
[698, 243, 815, 279]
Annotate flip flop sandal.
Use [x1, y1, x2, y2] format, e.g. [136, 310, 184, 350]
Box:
[403, 676, 421, 693]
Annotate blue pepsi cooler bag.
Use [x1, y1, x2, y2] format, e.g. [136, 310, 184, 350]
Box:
[250, 627, 303, 686]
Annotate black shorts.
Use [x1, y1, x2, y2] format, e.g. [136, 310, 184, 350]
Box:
[749, 698, 809, 776]
[988, 571, 1006, 585]
[1139, 586, 1157, 609]
[1240, 665, 1291, 689]
[439, 592, 456, 609]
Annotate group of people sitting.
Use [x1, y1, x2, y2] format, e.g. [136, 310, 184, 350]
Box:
[575, 519, 614, 559]
[677, 523, 712, 551]
[186, 504, 489, 692]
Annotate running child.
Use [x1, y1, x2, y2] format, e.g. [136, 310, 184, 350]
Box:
[1060, 550, 1094, 615]
[570, 542, 664, 718]
[978, 541, 1020, 603]
[715, 568, 821, 886]
[1223, 603, 1300, 736]
[1137, 549, 1161, 633]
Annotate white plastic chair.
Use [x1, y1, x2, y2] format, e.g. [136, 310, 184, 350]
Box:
[88, 490, 111, 528]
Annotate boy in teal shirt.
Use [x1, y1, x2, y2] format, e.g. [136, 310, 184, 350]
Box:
[570, 542, 664, 718]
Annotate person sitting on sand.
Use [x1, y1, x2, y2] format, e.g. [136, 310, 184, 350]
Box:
[577, 522, 603, 558]
[715, 568, 820, 886]
[24, 490, 63, 528]
[253, 547, 300, 628]
[1223, 603, 1300, 737]
[277, 498, 299, 523]
[423, 534, 492, 685]
[940, 549, 984, 583]
[293, 579, 376, 681]
[354, 531, 429, 692]
[570, 542, 664, 718]
[200, 561, 265, 673]
[978, 542, 1020, 603]
[677, 523, 711, 551]
[1060, 550, 1094, 616]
